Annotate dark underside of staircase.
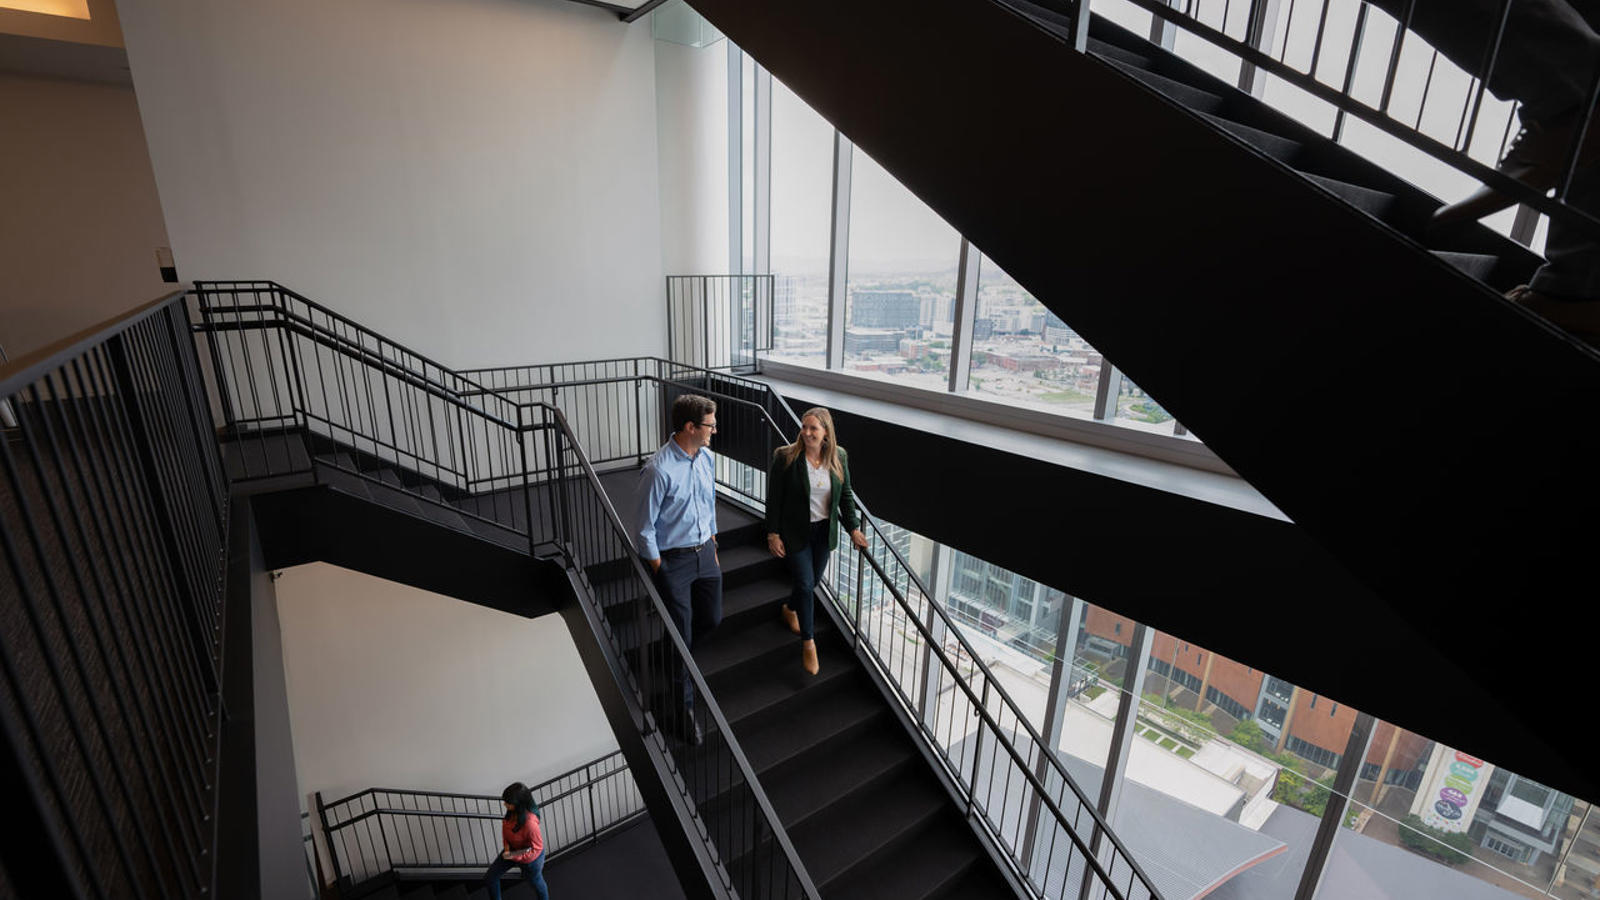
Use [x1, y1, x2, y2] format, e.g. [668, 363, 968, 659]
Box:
[224, 429, 570, 617]
[684, 0, 1600, 803]
[593, 470, 1015, 900]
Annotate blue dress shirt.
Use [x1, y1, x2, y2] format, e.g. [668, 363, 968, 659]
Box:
[633, 439, 718, 559]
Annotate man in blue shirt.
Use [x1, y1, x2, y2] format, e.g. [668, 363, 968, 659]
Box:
[633, 394, 721, 743]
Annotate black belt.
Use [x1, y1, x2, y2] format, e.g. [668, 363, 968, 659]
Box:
[661, 539, 712, 557]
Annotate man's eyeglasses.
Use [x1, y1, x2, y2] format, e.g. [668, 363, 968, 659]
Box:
[694, 421, 718, 432]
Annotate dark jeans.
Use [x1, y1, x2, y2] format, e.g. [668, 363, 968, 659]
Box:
[651, 539, 723, 708]
[784, 520, 832, 641]
[485, 849, 549, 900]
[1364, 0, 1600, 297]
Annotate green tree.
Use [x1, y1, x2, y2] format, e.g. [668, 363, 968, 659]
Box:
[1229, 719, 1271, 754]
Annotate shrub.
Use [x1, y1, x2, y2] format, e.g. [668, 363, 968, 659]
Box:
[1398, 814, 1473, 866]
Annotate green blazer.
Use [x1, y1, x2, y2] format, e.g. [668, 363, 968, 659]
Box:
[765, 446, 861, 553]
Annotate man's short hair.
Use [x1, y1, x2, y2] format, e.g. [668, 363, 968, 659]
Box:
[672, 394, 717, 434]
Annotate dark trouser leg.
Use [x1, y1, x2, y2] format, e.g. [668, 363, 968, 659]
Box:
[689, 540, 724, 646]
[523, 851, 551, 900]
[652, 553, 697, 709]
[485, 856, 516, 900]
[785, 520, 831, 641]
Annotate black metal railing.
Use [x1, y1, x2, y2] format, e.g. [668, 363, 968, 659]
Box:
[0, 290, 229, 899]
[469, 355, 1166, 900]
[1042, 0, 1600, 240]
[666, 275, 775, 373]
[314, 751, 646, 887]
[303, 811, 320, 899]
[196, 293, 818, 899]
[550, 402, 818, 899]
[458, 357, 789, 507]
[191, 280, 1157, 898]
[191, 281, 565, 553]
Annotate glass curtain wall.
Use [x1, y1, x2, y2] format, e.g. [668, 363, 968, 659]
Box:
[842, 148, 961, 391]
[967, 253, 1103, 421]
[744, 65, 1194, 440]
[835, 517, 1599, 900]
[768, 78, 833, 367]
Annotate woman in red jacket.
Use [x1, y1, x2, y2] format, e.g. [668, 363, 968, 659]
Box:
[485, 782, 549, 900]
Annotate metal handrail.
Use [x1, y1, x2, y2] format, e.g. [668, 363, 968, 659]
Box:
[194, 286, 524, 427]
[198, 290, 1142, 897]
[846, 539, 1151, 899]
[542, 400, 823, 899]
[194, 281, 511, 404]
[314, 750, 650, 887]
[465, 354, 1165, 899]
[204, 297, 819, 897]
[1041, 0, 1600, 240]
[739, 373, 1167, 900]
[194, 302, 524, 433]
[0, 289, 188, 397]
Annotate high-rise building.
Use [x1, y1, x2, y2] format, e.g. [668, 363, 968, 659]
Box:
[851, 289, 921, 329]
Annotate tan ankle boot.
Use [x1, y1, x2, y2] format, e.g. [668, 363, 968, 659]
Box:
[780, 604, 800, 635]
[801, 639, 819, 676]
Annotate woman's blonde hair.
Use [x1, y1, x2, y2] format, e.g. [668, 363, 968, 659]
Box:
[778, 407, 843, 480]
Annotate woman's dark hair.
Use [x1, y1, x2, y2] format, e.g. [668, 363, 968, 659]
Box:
[502, 782, 534, 826]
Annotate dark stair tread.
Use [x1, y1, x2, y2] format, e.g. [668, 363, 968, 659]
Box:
[736, 676, 889, 771]
[717, 499, 765, 531]
[1197, 111, 1302, 162]
[434, 887, 471, 900]
[399, 887, 435, 900]
[468, 889, 489, 900]
[1101, 56, 1227, 114]
[1302, 172, 1398, 219]
[829, 815, 996, 900]
[1086, 37, 1153, 70]
[717, 542, 784, 586]
[705, 632, 860, 726]
[719, 575, 794, 629]
[929, 856, 1017, 899]
[1432, 249, 1502, 281]
[694, 609, 832, 680]
[501, 882, 537, 900]
[761, 723, 915, 827]
[790, 768, 951, 888]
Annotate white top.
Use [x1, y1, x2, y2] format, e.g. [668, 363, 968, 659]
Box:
[806, 457, 831, 523]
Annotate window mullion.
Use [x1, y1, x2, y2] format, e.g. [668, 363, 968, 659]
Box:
[948, 239, 980, 393]
[825, 132, 852, 370]
[754, 64, 772, 276]
[727, 41, 743, 276]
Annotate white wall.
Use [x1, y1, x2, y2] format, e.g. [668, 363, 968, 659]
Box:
[0, 73, 172, 357]
[272, 563, 615, 804]
[116, 0, 667, 368]
[654, 37, 730, 275]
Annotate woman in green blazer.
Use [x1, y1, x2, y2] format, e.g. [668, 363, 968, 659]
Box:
[766, 407, 868, 676]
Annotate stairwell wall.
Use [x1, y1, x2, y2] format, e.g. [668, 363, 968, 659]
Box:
[271, 562, 616, 805]
[0, 72, 172, 358]
[654, 36, 732, 275]
[115, 0, 668, 367]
